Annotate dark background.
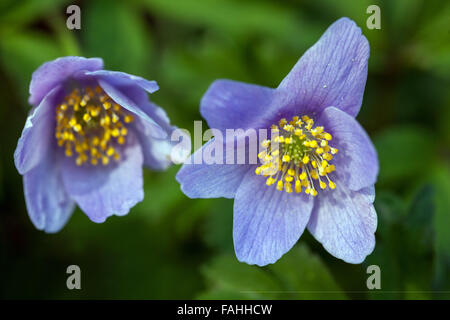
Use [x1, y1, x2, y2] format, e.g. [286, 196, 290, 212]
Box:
[0, 0, 449, 299]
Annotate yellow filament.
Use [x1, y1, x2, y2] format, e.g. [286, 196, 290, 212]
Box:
[254, 114, 337, 197]
[55, 85, 134, 166]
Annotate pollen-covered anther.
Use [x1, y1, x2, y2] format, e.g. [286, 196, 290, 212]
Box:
[55, 85, 134, 166]
[254, 114, 338, 196]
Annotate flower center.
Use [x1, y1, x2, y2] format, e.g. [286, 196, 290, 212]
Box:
[255, 115, 338, 196]
[55, 85, 134, 166]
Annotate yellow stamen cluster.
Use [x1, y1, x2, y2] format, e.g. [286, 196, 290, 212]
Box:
[55, 86, 134, 166]
[255, 115, 338, 196]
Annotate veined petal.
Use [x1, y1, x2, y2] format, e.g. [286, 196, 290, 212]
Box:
[14, 86, 62, 175]
[200, 79, 277, 133]
[122, 85, 178, 170]
[61, 132, 144, 223]
[97, 79, 166, 139]
[29, 56, 103, 106]
[319, 107, 378, 191]
[277, 17, 369, 118]
[134, 120, 173, 170]
[85, 70, 159, 94]
[307, 182, 377, 264]
[23, 152, 75, 233]
[176, 136, 252, 199]
[233, 170, 314, 266]
[360, 185, 375, 203]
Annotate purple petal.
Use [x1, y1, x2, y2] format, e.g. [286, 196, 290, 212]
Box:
[233, 170, 314, 266]
[176, 138, 252, 199]
[121, 85, 177, 170]
[124, 85, 173, 133]
[307, 181, 377, 264]
[96, 78, 166, 139]
[360, 185, 375, 203]
[23, 152, 75, 233]
[85, 70, 159, 94]
[200, 79, 277, 133]
[60, 133, 144, 223]
[319, 107, 378, 191]
[133, 121, 173, 170]
[277, 17, 369, 118]
[14, 86, 63, 175]
[29, 56, 103, 106]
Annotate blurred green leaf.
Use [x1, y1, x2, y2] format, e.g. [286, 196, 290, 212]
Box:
[431, 165, 450, 295]
[158, 39, 250, 110]
[0, 154, 3, 203]
[374, 126, 436, 185]
[269, 245, 346, 299]
[83, 0, 153, 76]
[197, 288, 250, 300]
[365, 243, 403, 299]
[306, 0, 373, 26]
[412, 2, 450, 76]
[200, 254, 282, 299]
[0, 32, 62, 103]
[384, 0, 423, 40]
[367, 191, 406, 299]
[202, 198, 234, 253]
[174, 198, 213, 237]
[59, 210, 205, 299]
[48, 14, 81, 56]
[367, 185, 436, 299]
[438, 94, 450, 146]
[136, 166, 185, 221]
[401, 185, 435, 299]
[200, 245, 346, 299]
[404, 185, 434, 255]
[373, 191, 406, 239]
[0, 0, 70, 30]
[142, 0, 320, 49]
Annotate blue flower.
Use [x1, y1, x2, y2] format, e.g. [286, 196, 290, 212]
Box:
[177, 18, 379, 266]
[14, 56, 176, 232]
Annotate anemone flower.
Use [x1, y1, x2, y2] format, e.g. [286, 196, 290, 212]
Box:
[15, 56, 176, 232]
[177, 18, 378, 266]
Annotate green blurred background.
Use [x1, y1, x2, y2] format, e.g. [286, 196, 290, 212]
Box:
[0, 0, 449, 299]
